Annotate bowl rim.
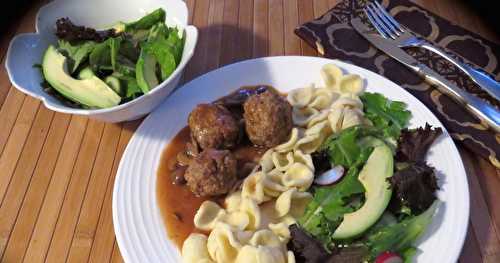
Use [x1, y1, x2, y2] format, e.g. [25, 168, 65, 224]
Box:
[5, 0, 197, 115]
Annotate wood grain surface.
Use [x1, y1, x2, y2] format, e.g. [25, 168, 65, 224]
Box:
[0, 0, 498, 262]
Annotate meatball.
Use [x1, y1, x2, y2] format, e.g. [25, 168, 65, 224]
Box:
[184, 149, 237, 197]
[188, 104, 240, 150]
[243, 90, 293, 147]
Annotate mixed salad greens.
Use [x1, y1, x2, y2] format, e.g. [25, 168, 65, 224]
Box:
[37, 8, 185, 109]
[289, 92, 443, 263]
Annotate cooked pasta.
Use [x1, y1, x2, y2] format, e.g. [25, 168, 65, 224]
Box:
[182, 63, 366, 263]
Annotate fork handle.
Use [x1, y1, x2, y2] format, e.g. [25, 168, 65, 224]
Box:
[420, 42, 500, 101]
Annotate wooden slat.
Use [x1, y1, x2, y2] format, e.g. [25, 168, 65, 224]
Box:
[236, 0, 254, 60]
[268, 0, 285, 56]
[283, 0, 301, 55]
[110, 241, 123, 263]
[460, 149, 500, 257]
[313, 0, 330, 18]
[42, 120, 106, 262]
[0, 98, 40, 203]
[87, 121, 140, 263]
[475, 158, 500, 250]
[182, 0, 210, 81]
[0, 112, 71, 262]
[64, 123, 122, 262]
[22, 116, 89, 262]
[253, 0, 269, 57]
[219, 0, 240, 65]
[204, 0, 225, 71]
[186, 0, 196, 24]
[460, 222, 483, 263]
[0, 88, 26, 155]
[297, 0, 318, 56]
[0, 106, 53, 258]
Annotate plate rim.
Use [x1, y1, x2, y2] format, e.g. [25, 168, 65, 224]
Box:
[113, 55, 470, 263]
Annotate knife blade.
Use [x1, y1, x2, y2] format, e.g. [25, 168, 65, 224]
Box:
[351, 18, 500, 133]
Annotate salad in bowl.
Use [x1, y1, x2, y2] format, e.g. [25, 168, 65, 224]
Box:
[6, 0, 197, 122]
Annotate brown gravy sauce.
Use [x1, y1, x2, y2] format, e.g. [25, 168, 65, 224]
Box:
[157, 127, 209, 247]
[157, 86, 274, 248]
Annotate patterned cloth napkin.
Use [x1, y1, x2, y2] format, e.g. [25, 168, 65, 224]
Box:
[295, 0, 500, 168]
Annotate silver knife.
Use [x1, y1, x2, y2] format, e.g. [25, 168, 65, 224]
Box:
[351, 18, 500, 133]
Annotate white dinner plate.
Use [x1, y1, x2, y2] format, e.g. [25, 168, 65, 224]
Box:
[113, 56, 469, 263]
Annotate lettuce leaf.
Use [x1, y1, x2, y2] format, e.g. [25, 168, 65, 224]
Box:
[299, 126, 374, 249]
[364, 201, 439, 260]
[360, 92, 411, 140]
[138, 23, 184, 82]
[88, 36, 124, 72]
[125, 8, 166, 31]
[108, 37, 121, 70]
[57, 40, 95, 73]
[396, 123, 443, 163]
[320, 126, 381, 167]
[89, 40, 111, 71]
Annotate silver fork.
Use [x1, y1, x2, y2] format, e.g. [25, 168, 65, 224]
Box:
[365, 1, 500, 101]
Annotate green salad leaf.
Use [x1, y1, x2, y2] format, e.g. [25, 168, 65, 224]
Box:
[108, 37, 122, 70]
[299, 167, 365, 249]
[144, 40, 176, 79]
[360, 92, 411, 140]
[320, 125, 384, 167]
[401, 247, 418, 263]
[38, 7, 185, 109]
[299, 126, 375, 249]
[57, 40, 95, 73]
[118, 38, 140, 62]
[89, 41, 111, 71]
[89, 37, 124, 72]
[111, 72, 142, 100]
[364, 201, 439, 260]
[125, 8, 166, 31]
[165, 28, 185, 65]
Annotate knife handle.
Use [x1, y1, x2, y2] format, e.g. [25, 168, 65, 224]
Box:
[420, 42, 500, 101]
[418, 64, 500, 133]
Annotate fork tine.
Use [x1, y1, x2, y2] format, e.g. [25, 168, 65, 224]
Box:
[364, 9, 390, 38]
[365, 4, 397, 39]
[369, 2, 401, 36]
[372, 1, 405, 33]
[368, 3, 399, 39]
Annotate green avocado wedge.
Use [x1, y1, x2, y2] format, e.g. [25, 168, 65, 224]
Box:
[135, 49, 159, 93]
[42, 45, 121, 109]
[332, 137, 394, 239]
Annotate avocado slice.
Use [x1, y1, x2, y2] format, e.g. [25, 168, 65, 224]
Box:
[77, 66, 95, 79]
[136, 49, 159, 93]
[332, 137, 394, 239]
[42, 45, 121, 108]
[77, 67, 123, 98]
[104, 76, 122, 95]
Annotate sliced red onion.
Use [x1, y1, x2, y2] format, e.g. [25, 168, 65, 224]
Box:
[314, 166, 344, 185]
[375, 252, 403, 263]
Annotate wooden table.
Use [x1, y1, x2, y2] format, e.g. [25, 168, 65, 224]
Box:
[0, 0, 498, 262]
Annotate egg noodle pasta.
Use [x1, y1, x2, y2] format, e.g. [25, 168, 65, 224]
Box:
[182, 64, 366, 263]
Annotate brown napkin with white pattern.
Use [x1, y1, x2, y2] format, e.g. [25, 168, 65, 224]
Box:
[295, 0, 500, 167]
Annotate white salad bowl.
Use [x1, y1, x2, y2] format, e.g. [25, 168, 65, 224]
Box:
[5, 0, 198, 123]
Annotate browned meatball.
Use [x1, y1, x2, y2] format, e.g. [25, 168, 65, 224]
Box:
[243, 90, 293, 147]
[184, 149, 237, 197]
[188, 104, 240, 150]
